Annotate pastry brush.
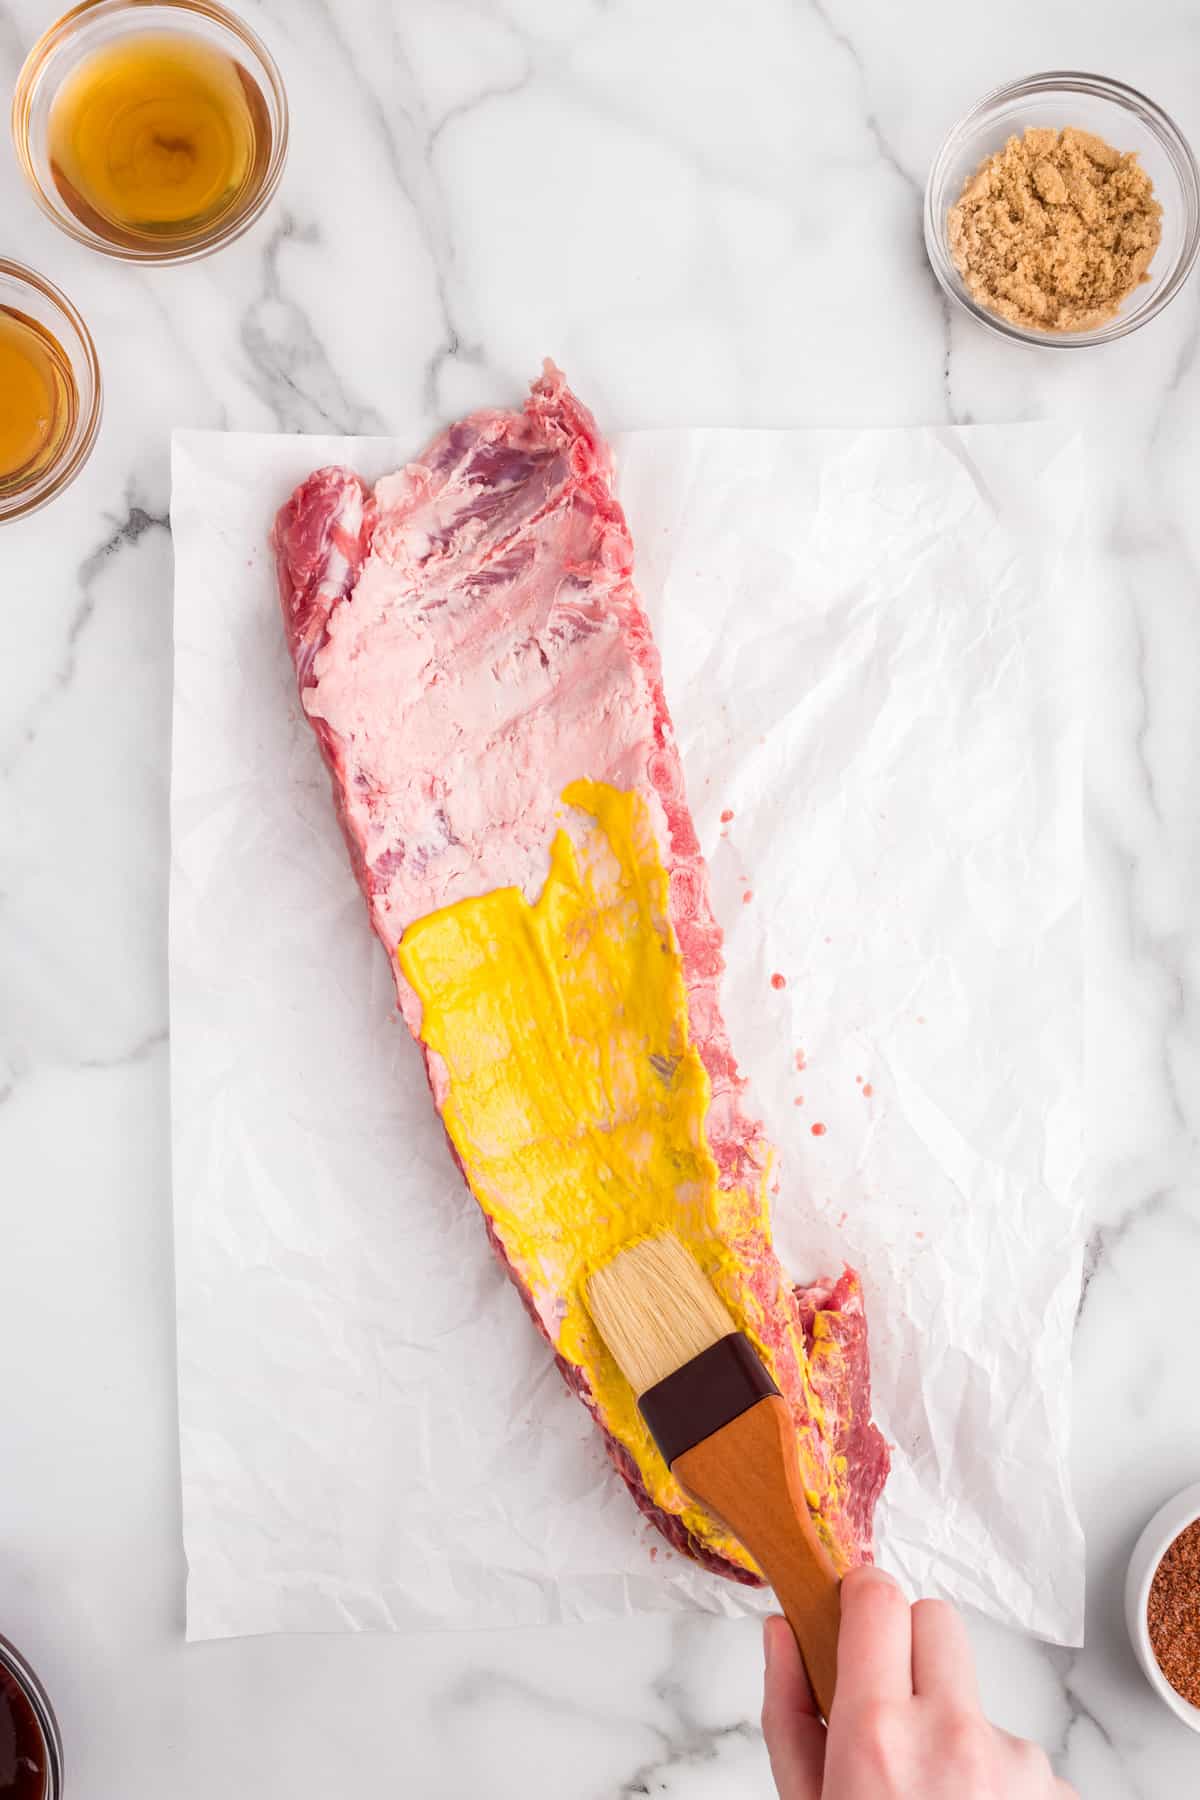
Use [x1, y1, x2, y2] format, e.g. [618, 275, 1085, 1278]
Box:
[586, 1233, 842, 1719]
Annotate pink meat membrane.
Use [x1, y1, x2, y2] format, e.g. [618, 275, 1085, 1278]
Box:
[272, 363, 888, 1578]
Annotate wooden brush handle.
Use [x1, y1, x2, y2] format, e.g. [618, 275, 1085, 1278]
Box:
[673, 1394, 842, 1720]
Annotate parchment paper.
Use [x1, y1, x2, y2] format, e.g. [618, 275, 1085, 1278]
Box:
[170, 422, 1085, 1644]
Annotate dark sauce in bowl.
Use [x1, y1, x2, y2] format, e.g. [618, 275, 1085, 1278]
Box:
[0, 1650, 52, 1800]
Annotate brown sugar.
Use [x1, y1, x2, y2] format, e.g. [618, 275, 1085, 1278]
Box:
[1147, 1517, 1200, 1708]
[947, 126, 1162, 332]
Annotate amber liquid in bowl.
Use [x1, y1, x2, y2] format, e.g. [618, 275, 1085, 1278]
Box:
[0, 307, 78, 501]
[46, 28, 271, 250]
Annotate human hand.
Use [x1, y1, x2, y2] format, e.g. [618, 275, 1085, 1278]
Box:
[761, 1567, 1077, 1799]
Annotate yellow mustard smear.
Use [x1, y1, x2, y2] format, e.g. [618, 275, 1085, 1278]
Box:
[399, 780, 824, 1572]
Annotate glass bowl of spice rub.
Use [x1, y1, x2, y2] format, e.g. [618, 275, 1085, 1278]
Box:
[12, 0, 288, 263]
[925, 72, 1200, 345]
[1126, 1482, 1200, 1732]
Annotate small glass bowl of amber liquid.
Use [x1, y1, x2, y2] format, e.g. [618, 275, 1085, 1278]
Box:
[0, 261, 101, 524]
[12, 0, 288, 263]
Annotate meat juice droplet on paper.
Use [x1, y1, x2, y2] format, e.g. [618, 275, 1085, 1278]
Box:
[811, 1122, 827, 1137]
[742, 890, 753, 904]
[770, 972, 787, 990]
[863, 1084, 873, 1098]
[720, 808, 734, 823]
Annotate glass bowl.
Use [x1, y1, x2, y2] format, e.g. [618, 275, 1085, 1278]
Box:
[11, 0, 288, 264]
[0, 1632, 64, 1797]
[0, 260, 102, 524]
[925, 72, 1200, 346]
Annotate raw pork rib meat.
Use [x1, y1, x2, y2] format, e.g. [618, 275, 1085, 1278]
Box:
[273, 364, 888, 1579]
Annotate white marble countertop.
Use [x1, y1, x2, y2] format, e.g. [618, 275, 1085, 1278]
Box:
[3, 1, 1200, 1794]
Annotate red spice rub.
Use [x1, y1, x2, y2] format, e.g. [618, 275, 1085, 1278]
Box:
[1148, 1518, 1200, 1707]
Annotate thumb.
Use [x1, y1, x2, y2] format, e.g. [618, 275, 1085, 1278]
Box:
[761, 1616, 826, 1799]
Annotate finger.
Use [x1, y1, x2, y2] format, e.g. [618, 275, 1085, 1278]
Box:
[761, 1615, 826, 1800]
[998, 1729, 1068, 1793]
[835, 1566, 913, 1705]
[910, 1598, 979, 1706]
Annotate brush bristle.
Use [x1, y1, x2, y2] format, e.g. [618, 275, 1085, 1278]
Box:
[585, 1234, 736, 1397]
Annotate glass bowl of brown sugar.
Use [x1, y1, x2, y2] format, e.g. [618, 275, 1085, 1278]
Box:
[925, 72, 1200, 346]
[1126, 1481, 1200, 1732]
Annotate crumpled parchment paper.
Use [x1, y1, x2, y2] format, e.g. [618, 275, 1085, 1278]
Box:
[170, 422, 1085, 1645]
